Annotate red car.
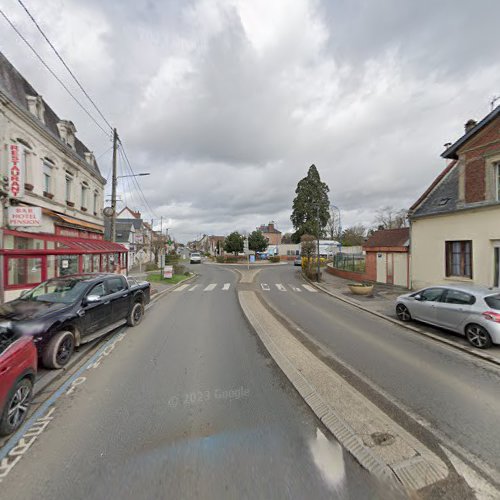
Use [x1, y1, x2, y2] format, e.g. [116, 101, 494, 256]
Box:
[0, 332, 37, 436]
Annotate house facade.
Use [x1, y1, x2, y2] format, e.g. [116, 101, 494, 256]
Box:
[0, 51, 126, 302]
[257, 222, 281, 246]
[409, 107, 500, 290]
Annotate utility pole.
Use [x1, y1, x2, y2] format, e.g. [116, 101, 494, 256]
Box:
[316, 205, 321, 282]
[110, 128, 118, 242]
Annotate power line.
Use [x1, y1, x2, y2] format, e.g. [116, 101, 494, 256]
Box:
[118, 142, 158, 219]
[0, 7, 111, 138]
[17, 0, 114, 132]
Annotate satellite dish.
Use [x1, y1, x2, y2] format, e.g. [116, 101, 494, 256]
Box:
[103, 207, 114, 217]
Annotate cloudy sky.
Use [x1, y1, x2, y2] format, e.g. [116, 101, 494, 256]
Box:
[1, 0, 499, 242]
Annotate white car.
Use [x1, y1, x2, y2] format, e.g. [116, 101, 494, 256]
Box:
[190, 252, 202, 264]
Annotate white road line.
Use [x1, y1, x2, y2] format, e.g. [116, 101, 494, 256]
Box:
[302, 284, 318, 292]
[203, 283, 217, 291]
[289, 284, 302, 292]
[173, 284, 190, 292]
[222, 283, 231, 291]
[188, 285, 199, 291]
[275, 284, 287, 291]
[261, 283, 270, 291]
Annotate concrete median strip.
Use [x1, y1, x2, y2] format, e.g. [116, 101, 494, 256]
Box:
[238, 290, 448, 493]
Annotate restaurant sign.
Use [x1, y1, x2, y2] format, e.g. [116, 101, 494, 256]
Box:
[9, 143, 25, 198]
[8, 206, 42, 227]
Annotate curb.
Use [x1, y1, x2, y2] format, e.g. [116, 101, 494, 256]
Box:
[303, 276, 500, 369]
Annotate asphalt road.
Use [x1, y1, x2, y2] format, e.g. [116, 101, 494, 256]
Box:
[0, 263, 389, 500]
[256, 264, 500, 478]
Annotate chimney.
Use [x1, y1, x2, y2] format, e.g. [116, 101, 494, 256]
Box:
[464, 119, 477, 133]
[268, 221, 275, 232]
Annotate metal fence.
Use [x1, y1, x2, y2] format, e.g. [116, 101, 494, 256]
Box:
[332, 253, 366, 273]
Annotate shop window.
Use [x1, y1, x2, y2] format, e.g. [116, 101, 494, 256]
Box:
[3, 235, 14, 250]
[83, 254, 93, 273]
[8, 257, 42, 286]
[13, 236, 44, 250]
[47, 255, 57, 279]
[57, 255, 79, 276]
[46, 241, 55, 250]
[93, 254, 100, 272]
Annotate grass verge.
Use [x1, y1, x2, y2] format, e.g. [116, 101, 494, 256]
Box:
[147, 272, 191, 284]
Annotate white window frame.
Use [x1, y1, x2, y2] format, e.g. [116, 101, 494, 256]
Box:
[43, 161, 53, 194]
[93, 191, 98, 214]
[65, 174, 73, 202]
[81, 183, 88, 209]
[497, 163, 500, 202]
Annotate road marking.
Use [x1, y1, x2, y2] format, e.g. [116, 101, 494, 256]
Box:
[261, 283, 270, 291]
[289, 284, 302, 292]
[275, 284, 287, 291]
[188, 284, 199, 291]
[204, 283, 217, 291]
[222, 283, 231, 291]
[302, 284, 318, 292]
[173, 284, 190, 292]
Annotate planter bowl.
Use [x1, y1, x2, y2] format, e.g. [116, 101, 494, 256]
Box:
[348, 283, 374, 296]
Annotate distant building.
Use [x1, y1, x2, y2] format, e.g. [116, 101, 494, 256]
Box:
[257, 222, 281, 246]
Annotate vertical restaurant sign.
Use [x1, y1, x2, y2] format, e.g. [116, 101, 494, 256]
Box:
[9, 143, 25, 198]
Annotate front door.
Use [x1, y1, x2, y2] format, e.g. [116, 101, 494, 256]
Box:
[386, 253, 394, 285]
[81, 282, 113, 337]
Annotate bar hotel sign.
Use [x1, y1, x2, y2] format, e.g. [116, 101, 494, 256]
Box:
[9, 143, 24, 198]
[8, 206, 42, 227]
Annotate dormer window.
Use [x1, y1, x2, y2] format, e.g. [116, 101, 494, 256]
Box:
[26, 95, 45, 123]
[57, 120, 77, 149]
[84, 151, 96, 167]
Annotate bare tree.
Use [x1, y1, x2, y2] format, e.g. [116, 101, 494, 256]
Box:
[326, 208, 341, 240]
[341, 225, 367, 246]
[374, 207, 408, 229]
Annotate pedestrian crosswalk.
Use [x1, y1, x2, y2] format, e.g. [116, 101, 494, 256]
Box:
[260, 283, 317, 293]
[173, 282, 318, 293]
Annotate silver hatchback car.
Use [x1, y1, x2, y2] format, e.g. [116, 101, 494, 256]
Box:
[395, 284, 500, 349]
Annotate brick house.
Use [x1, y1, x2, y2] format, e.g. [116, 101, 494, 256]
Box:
[257, 222, 281, 246]
[409, 105, 500, 289]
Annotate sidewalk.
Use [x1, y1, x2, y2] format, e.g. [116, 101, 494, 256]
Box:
[315, 270, 500, 365]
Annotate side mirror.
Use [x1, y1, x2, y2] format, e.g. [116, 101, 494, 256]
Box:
[19, 290, 29, 298]
[83, 294, 101, 305]
[414, 294, 422, 301]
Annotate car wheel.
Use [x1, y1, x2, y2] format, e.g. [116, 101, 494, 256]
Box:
[42, 330, 75, 369]
[396, 304, 412, 322]
[127, 302, 144, 327]
[0, 378, 33, 436]
[465, 324, 492, 349]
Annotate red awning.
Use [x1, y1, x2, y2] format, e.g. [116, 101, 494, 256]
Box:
[64, 238, 127, 252]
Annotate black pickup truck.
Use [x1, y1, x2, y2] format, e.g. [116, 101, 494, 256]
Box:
[0, 274, 150, 369]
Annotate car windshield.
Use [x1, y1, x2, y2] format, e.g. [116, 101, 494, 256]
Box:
[22, 278, 89, 304]
[485, 294, 500, 310]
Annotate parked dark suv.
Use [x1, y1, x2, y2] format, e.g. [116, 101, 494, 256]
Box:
[0, 274, 150, 369]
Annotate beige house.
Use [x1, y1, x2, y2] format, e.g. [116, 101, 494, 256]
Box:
[409, 107, 500, 290]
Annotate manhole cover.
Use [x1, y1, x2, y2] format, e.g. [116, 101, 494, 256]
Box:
[371, 432, 396, 447]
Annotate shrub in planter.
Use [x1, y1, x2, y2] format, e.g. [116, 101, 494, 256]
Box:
[224, 256, 238, 263]
[216, 256, 225, 263]
[184, 271, 191, 276]
[269, 256, 280, 263]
